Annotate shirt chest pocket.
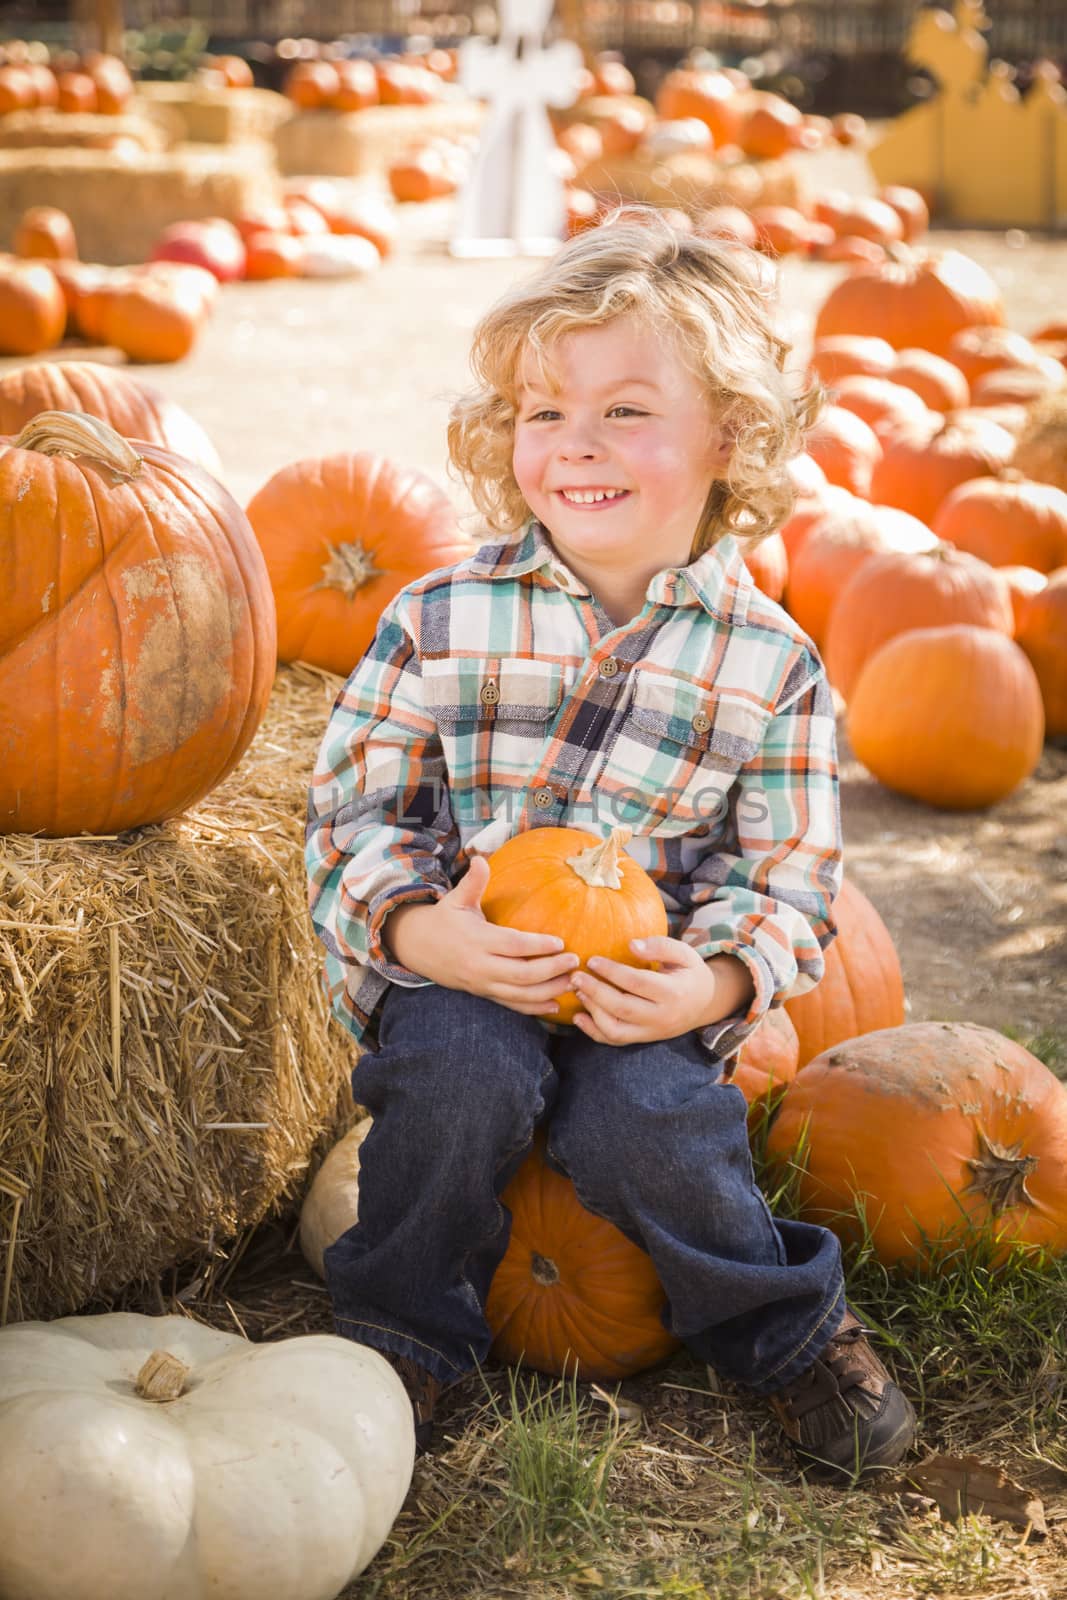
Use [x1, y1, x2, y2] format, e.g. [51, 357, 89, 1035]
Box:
[600, 672, 771, 834]
[421, 657, 566, 807]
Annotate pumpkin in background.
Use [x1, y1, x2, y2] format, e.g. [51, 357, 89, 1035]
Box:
[823, 543, 1014, 700]
[971, 362, 1065, 408]
[1014, 567, 1067, 737]
[932, 474, 1067, 573]
[0, 260, 65, 355]
[283, 59, 341, 107]
[732, 1007, 800, 1132]
[779, 482, 855, 563]
[764, 1023, 1067, 1267]
[1000, 565, 1048, 633]
[879, 184, 929, 241]
[48, 259, 111, 338]
[869, 413, 1015, 525]
[13, 204, 77, 261]
[743, 531, 788, 602]
[56, 68, 97, 112]
[654, 67, 744, 147]
[830, 374, 931, 445]
[783, 877, 905, 1069]
[740, 92, 804, 159]
[813, 191, 904, 246]
[97, 275, 205, 363]
[810, 335, 896, 386]
[946, 325, 1044, 391]
[243, 229, 304, 280]
[151, 219, 246, 284]
[246, 450, 468, 675]
[487, 1130, 681, 1379]
[0, 359, 222, 476]
[1011, 391, 1067, 494]
[482, 826, 668, 1025]
[0, 1311, 414, 1600]
[847, 624, 1044, 809]
[388, 148, 457, 202]
[889, 348, 969, 414]
[804, 402, 881, 496]
[0, 411, 276, 836]
[785, 498, 936, 649]
[813, 248, 1004, 359]
[750, 205, 812, 258]
[301, 1120, 680, 1382]
[695, 204, 758, 248]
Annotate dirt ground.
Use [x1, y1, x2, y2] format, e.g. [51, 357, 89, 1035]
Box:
[8, 144, 1065, 1037]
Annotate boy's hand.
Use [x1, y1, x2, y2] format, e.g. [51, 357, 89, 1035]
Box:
[570, 939, 754, 1046]
[382, 854, 580, 1016]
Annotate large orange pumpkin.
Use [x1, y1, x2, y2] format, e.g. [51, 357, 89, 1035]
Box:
[869, 413, 1015, 525]
[245, 451, 469, 675]
[1014, 567, 1067, 737]
[487, 1130, 681, 1380]
[481, 826, 668, 1025]
[783, 878, 905, 1069]
[0, 411, 276, 836]
[0, 359, 222, 476]
[932, 474, 1067, 573]
[785, 498, 936, 649]
[823, 543, 1014, 700]
[813, 248, 1004, 359]
[764, 1023, 1067, 1267]
[847, 624, 1044, 809]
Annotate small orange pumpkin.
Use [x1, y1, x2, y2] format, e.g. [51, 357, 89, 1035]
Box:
[0, 259, 65, 355]
[848, 625, 1045, 808]
[1000, 565, 1048, 633]
[732, 1007, 800, 1132]
[487, 1131, 681, 1380]
[1014, 567, 1067, 737]
[245, 451, 469, 675]
[654, 68, 744, 147]
[805, 403, 882, 497]
[932, 474, 1067, 573]
[97, 275, 204, 364]
[764, 1023, 1067, 1267]
[13, 205, 78, 262]
[814, 248, 1004, 358]
[830, 375, 931, 444]
[785, 498, 936, 649]
[890, 347, 969, 413]
[481, 826, 669, 1025]
[869, 413, 1016, 526]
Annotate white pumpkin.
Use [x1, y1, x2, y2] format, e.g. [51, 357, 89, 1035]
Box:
[0, 1312, 414, 1600]
[301, 1119, 370, 1278]
[297, 235, 381, 278]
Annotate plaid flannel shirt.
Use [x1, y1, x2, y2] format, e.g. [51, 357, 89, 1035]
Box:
[306, 518, 842, 1065]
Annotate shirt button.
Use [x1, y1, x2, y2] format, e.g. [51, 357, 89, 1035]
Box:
[480, 679, 500, 706]
[532, 786, 555, 809]
[691, 711, 712, 734]
[598, 656, 620, 678]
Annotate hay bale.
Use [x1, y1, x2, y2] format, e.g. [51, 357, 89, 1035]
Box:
[0, 108, 172, 152]
[275, 101, 485, 178]
[579, 148, 808, 218]
[134, 83, 292, 146]
[0, 145, 280, 264]
[0, 666, 358, 1326]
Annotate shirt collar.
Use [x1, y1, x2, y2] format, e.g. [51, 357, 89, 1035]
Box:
[467, 518, 752, 626]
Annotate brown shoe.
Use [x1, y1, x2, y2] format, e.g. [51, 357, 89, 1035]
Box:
[767, 1307, 917, 1480]
[388, 1355, 443, 1455]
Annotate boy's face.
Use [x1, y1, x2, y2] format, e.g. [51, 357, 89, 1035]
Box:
[512, 314, 728, 577]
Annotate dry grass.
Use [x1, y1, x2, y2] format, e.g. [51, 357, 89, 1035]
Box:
[0, 665, 357, 1324]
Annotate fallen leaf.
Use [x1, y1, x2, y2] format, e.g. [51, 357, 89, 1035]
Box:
[880, 1453, 1047, 1538]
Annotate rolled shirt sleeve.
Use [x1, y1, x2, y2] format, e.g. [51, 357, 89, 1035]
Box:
[676, 665, 843, 1062]
[305, 593, 462, 1028]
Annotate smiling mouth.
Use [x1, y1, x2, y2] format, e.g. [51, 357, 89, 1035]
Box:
[555, 488, 632, 506]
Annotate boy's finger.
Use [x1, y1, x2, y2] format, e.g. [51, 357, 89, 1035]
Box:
[582, 956, 664, 996]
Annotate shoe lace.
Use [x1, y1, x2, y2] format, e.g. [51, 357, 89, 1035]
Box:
[776, 1321, 871, 1423]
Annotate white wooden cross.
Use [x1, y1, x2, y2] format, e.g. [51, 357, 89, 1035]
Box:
[450, 0, 584, 256]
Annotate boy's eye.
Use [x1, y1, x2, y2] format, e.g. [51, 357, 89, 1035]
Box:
[527, 408, 561, 422]
[607, 406, 648, 418]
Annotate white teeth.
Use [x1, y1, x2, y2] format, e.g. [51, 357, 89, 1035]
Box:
[560, 488, 626, 504]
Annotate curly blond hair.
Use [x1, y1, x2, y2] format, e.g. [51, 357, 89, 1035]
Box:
[447, 207, 822, 557]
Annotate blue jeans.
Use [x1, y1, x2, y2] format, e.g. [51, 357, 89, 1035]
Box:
[324, 983, 845, 1393]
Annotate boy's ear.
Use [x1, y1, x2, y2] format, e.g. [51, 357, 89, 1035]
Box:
[707, 425, 734, 472]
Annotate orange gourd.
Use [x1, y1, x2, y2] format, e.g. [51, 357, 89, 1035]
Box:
[1014, 567, 1067, 737]
[0, 411, 276, 836]
[732, 1007, 800, 1132]
[13, 205, 78, 262]
[764, 1023, 1067, 1267]
[0, 259, 65, 355]
[847, 625, 1044, 808]
[932, 474, 1067, 573]
[869, 413, 1015, 525]
[783, 878, 905, 1069]
[785, 498, 936, 649]
[487, 1131, 681, 1380]
[245, 451, 469, 675]
[481, 826, 668, 1026]
[0, 359, 221, 475]
[813, 248, 1004, 359]
[823, 543, 1014, 700]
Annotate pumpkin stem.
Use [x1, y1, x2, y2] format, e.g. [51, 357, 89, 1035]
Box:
[313, 540, 382, 600]
[963, 1126, 1039, 1215]
[531, 1252, 561, 1286]
[11, 410, 143, 481]
[135, 1348, 191, 1401]
[565, 825, 633, 890]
